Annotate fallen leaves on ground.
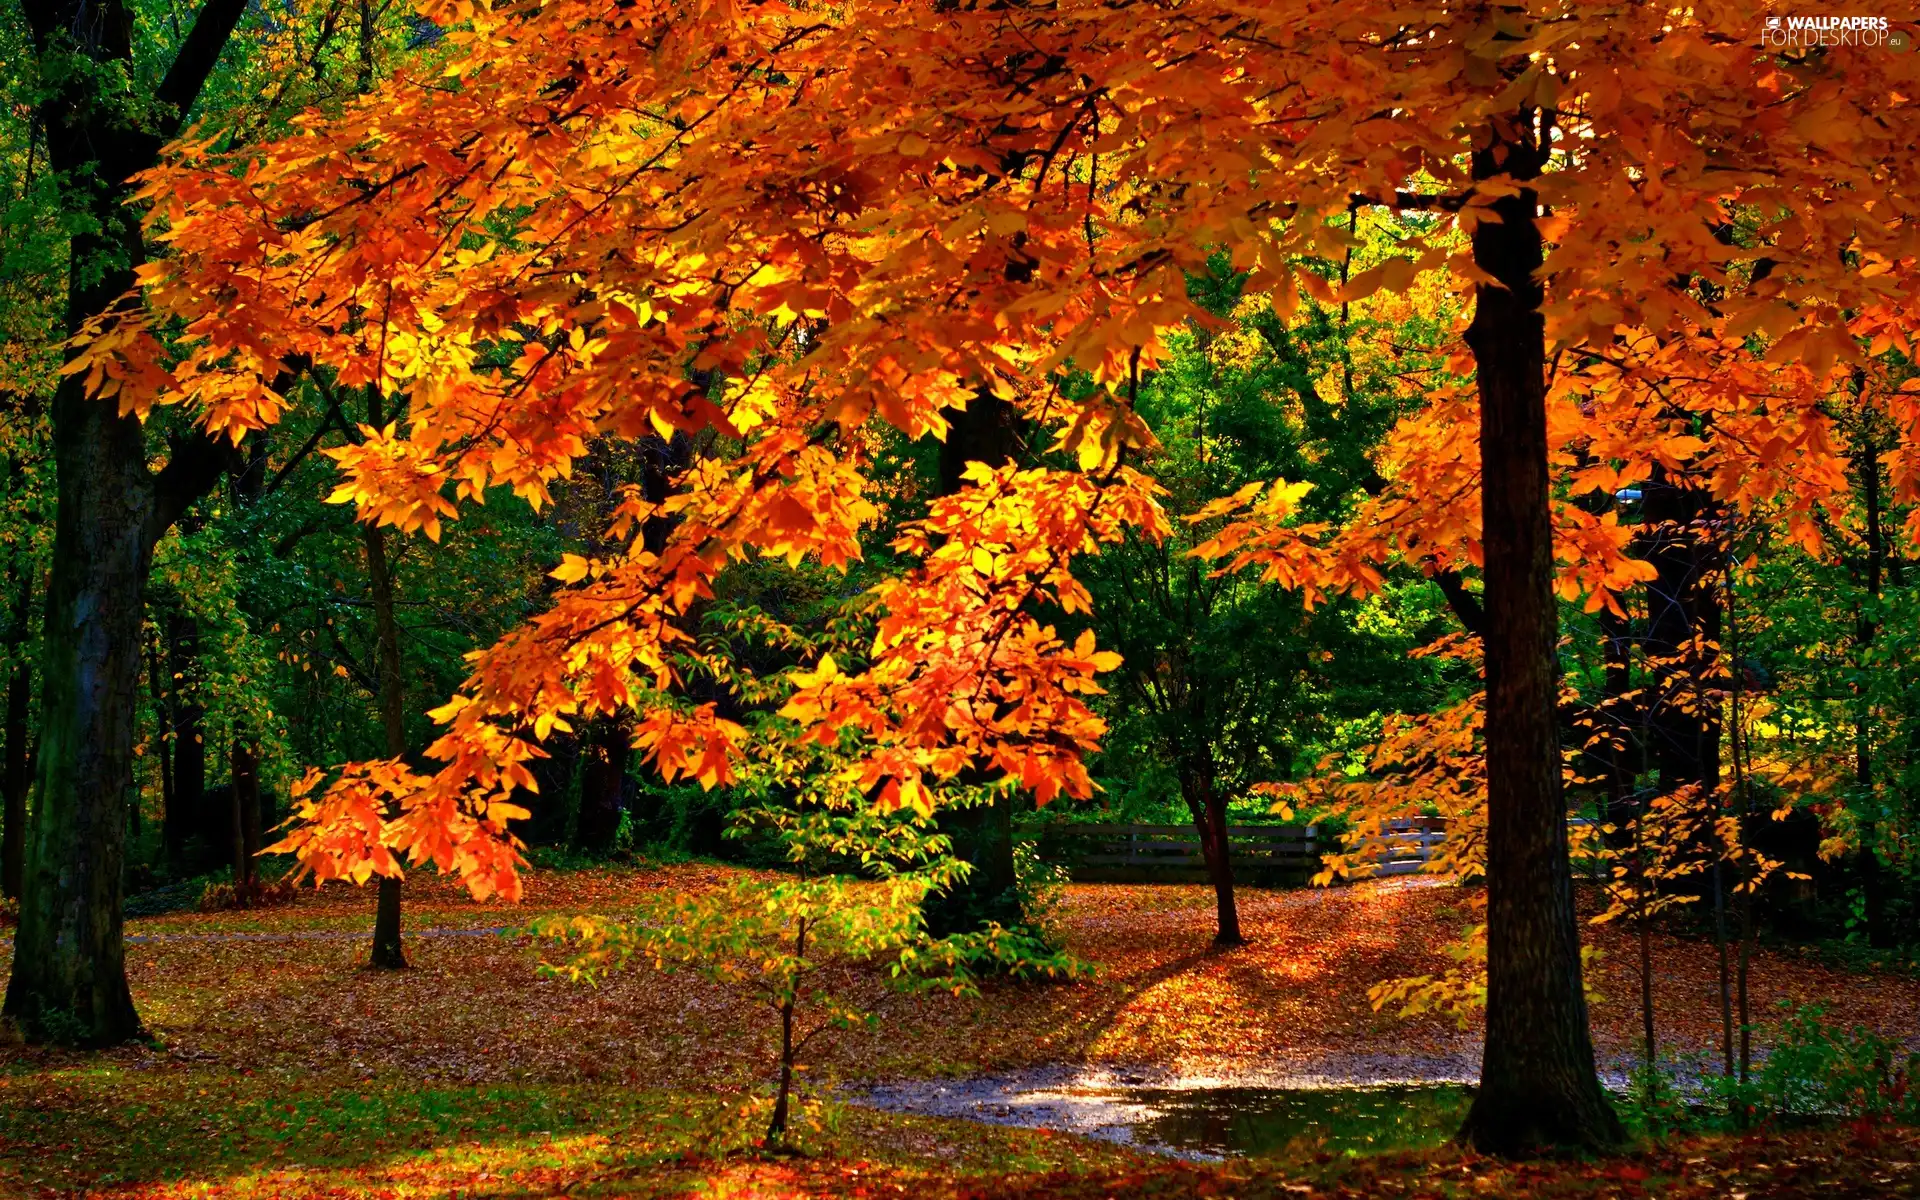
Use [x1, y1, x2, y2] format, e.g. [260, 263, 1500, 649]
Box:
[7, 868, 1915, 1088]
[3, 866, 1919, 1196]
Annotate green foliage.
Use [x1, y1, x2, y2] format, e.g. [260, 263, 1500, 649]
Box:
[152, 520, 294, 786]
[1076, 254, 1461, 826]
[532, 768, 1081, 1002]
[1626, 1004, 1920, 1135]
[1735, 1003, 1918, 1124]
[1010, 836, 1072, 947]
[531, 729, 1085, 1138]
[1618, 1060, 1695, 1136]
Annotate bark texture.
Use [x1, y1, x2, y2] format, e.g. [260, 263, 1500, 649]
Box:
[1182, 765, 1242, 946]
[5, 365, 156, 1042]
[1851, 419, 1894, 947]
[163, 609, 208, 869]
[364, 507, 408, 970]
[1455, 112, 1623, 1153]
[4, 0, 250, 1043]
[3, 571, 31, 901]
[575, 721, 632, 853]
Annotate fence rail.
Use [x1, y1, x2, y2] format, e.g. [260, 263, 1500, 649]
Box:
[1373, 819, 1449, 877]
[1034, 822, 1329, 886]
[1035, 816, 1603, 886]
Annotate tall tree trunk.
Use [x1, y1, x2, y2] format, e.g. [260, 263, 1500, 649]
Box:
[523, 731, 579, 846]
[166, 610, 209, 870]
[147, 637, 176, 874]
[230, 743, 260, 887]
[228, 435, 267, 889]
[1181, 764, 1242, 946]
[3, 655, 28, 903]
[574, 721, 631, 854]
[4, 369, 157, 1042]
[1641, 463, 1722, 798]
[365, 510, 407, 969]
[346, 0, 408, 972]
[1631, 775, 1658, 1074]
[363, 498, 409, 967]
[640, 432, 692, 557]
[363, 392, 410, 969]
[1638, 907, 1656, 1071]
[1851, 415, 1892, 947]
[1455, 110, 1622, 1154]
[1728, 559, 1755, 1088]
[1645, 463, 1735, 1075]
[3, 0, 250, 1044]
[8, 89, 164, 1037]
[1596, 602, 1638, 852]
[923, 392, 1026, 938]
[924, 787, 1022, 936]
[1711, 860, 1735, 1079]
[3, 571, 32, 901]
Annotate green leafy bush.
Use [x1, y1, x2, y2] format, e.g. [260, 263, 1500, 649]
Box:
[1653, 1004, 1920, 1131]
[1746, 1003, 1917, 1123]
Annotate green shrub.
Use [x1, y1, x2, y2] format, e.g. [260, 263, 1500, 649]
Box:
[1666, 1003, 1920, 1131]
[1620, 1059, 1693, 1135]
[1750, 1003, 1916, 1123]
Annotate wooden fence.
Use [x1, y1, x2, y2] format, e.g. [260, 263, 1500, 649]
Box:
[1035, 816, 1601, 886]
[1034, 823, 1323, 886]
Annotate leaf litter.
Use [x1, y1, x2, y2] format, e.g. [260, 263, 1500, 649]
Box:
[2, 865, 1917, 1197]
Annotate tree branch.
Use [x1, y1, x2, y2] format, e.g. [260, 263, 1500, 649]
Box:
[270, 510, 344, 559]
[150, 428, 241, 539]
[266, 395, 345, 495]
[156, 0, 254, 136]
[322, 622, 380, 695]
[1433, 569, 1486, 636]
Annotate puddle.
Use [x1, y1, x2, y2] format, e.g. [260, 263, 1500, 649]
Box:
[1119, 1083, 1471, 1158]
[854, 1068, 1474, 1159]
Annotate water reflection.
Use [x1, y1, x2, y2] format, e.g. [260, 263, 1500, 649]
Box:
[1120, 1084, 1472, 1157]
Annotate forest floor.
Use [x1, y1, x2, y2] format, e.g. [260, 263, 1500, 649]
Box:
[2, 862, 1918, 1197]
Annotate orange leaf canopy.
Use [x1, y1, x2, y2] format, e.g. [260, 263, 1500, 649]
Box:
[97, 0, 1920, 897]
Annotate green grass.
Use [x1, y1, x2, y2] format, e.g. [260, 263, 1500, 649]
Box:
[4, 1071, 603, 1186]
[0, 1065, 1147, 1196]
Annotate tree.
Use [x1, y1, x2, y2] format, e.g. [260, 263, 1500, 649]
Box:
[1591, 783, 1794, 1081]
[1169, 11, 1920, 1150]
[532, 745, 1066, 1143]
[0, 17, 58, 904]
[1085, 262, 1443, 946]
[90, 0, 1920, 1153]
[1, 0, 435, 1036]
[533, 598, 1078, 1144]
[1455, 91, 1622, 1153]
[3, 0, 257, 1044]
[0, 423, 48, 903]
[360, 389, 411, 968]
